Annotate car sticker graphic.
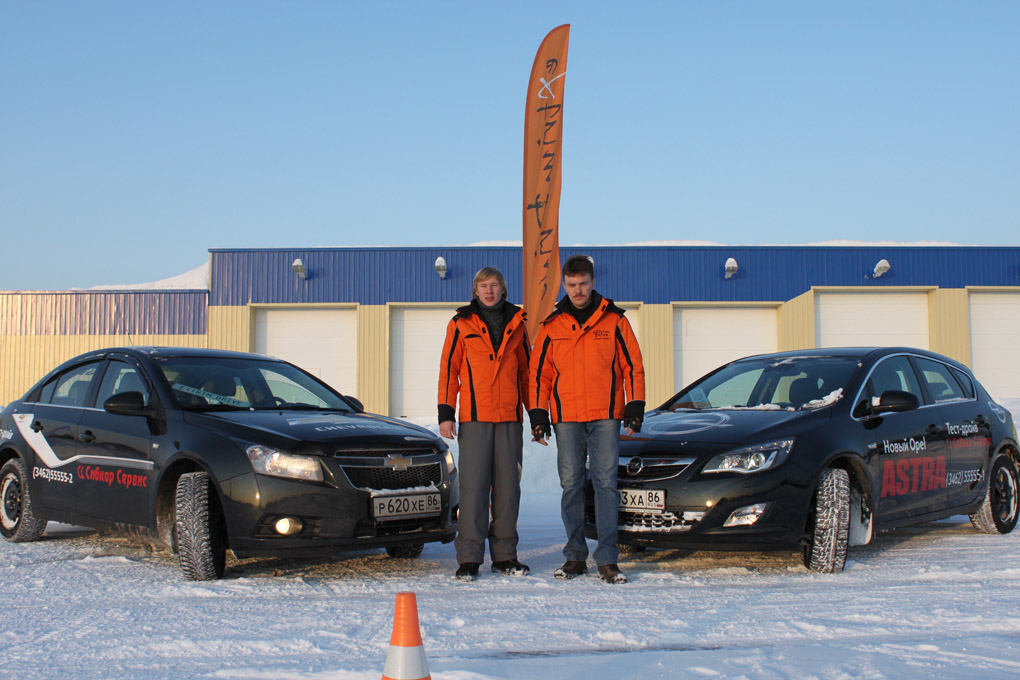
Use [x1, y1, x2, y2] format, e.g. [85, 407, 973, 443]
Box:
[989, 401, 1008, 424]
[641, 412, 734, 436]
[12, 414, 153, 471]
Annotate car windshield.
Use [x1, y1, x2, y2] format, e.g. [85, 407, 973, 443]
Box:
[154, 357, 355, 412]
[665, 355, 861, 411]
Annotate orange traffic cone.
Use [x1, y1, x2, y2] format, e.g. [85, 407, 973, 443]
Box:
[382, 591, 431, 680]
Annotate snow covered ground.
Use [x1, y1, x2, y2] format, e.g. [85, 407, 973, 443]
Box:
[3, 402, 1020, 679]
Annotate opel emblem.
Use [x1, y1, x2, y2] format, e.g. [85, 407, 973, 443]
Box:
[626, 457, 644, 476]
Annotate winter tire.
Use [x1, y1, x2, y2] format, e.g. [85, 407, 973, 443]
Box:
[616, 543, 646, 555]
[0, 458, 47, 542]
[970, 453, 1019, 535]
[803, 467, 850, 573]
[175, 471, 226, 580]
[385, 543, 424, 559]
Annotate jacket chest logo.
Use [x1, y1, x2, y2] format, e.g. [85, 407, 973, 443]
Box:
[593, 329, 611, 340]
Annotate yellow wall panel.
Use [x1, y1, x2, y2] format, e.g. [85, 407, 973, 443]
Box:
[637, 304, 674, 406]
[357, 304, 389, 414]
[0, 334, 206, 405]
[207, 305, 251, 352]
[778, 289, 815, 351]
[928, 288, 970, 366]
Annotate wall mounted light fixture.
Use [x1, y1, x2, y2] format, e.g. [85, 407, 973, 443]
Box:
[292, 258, 308, 279]
[873, 259, 890, 278]
[724, 257, 739, 279]
[434, 256, 448, 279]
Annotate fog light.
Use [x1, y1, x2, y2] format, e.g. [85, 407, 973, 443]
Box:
[723, 503, 769, 527]
[274, 517, 304, 536]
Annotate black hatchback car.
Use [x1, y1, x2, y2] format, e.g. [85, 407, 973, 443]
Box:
[586, 347, 1019, 572]
[0, 347, 458, 579]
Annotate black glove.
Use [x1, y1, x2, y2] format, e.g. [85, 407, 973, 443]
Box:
[623, 400, 645, 433]
[529, 408, 551, 441]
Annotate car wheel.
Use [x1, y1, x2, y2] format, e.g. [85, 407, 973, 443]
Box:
[969, 453, 1019, 535]
[0, 458, 47, 542]
[175, 471, 227, 580]
[386, 543, 424, 559]
[616, 543, 646, 555]
[803, 467, 850, 573]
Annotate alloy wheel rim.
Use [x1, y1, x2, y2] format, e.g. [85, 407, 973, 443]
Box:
[992, 465, 1019, 525]
[1, 474, 22, 530]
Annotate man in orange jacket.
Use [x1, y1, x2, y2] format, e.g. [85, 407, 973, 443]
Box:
[529, 255, 645, 584]
[438, 267, 531, 581]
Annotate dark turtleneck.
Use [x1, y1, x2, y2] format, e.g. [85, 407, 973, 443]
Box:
[475, 298, 509, 350]
[560, 290, 603, 327]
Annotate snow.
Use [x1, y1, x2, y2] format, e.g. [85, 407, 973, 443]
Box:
[3, 403, 1020, 679]
[84, 262, 209, 291]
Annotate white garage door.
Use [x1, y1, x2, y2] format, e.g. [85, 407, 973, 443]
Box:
[391, 306, 459, 418]
[815, 292, 929, 349]
[254, 308, 358, 396]
[969, 292, 1020, 400]
[673, 307, 778, 392]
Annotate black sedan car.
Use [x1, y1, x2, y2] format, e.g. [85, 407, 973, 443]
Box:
[0, 347, 458, 579]
[586, 347, 1019, 572]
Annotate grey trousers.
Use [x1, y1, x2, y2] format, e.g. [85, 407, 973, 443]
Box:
[454, 421, 524, 564]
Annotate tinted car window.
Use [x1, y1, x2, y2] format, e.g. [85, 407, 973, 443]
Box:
[155, 356, 353, 411]
[865, 355, 923, 407]
[96, 360, 151, 407]
[668, 356, 860, 410]
[951, 367, 975, 399]
[47, 362, 100, 407]
[912, 356, 968, 404]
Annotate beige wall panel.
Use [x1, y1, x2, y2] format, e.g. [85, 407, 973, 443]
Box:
[357, 305, 389, 414]
[637, 304, 674, 407]
[207, 305, 251, 352]
[0, 334, 206, 405]
[928, 288, 970, 365]
[778, 289, 815, 351]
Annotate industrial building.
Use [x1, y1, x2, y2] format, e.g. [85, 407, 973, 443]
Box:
[3, 245, 1019, 411]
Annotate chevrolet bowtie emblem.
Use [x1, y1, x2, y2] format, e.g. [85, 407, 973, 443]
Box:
[386, 454, 412, 470]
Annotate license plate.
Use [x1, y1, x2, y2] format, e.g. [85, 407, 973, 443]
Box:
[372, 492, 442, 520]
[620, 488, 665, 511]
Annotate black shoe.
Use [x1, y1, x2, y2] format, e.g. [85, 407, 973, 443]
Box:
[455, 563, 480, 581]
[491, 559, 530, 576]
[553, 560, 588, 579]
[597, 563, 627, 584]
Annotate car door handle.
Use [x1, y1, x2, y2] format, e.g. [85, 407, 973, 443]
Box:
[31, 421, 44, 432]
[974, 415, 988, 426]
[926, 424, 943, 437]
[79, 430, 96, 443]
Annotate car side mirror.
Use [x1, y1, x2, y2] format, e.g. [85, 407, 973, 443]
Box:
[344, 395, 364, 412]
[104, 391, 150, 417]
[873, 390, 920, 415]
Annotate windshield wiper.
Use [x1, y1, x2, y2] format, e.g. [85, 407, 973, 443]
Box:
[182, 403, 251, 412]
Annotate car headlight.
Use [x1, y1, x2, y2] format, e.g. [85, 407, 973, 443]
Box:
[703, 439, 795, 474]
[444, 449, 457, 476]
[245, 445, 324, 482]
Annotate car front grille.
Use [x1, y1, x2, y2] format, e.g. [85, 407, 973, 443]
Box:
[335, 448, 437, 458]
[617, 456, 696, 483]
[618, 509, 706, 534]
[341, 463, 442, 491]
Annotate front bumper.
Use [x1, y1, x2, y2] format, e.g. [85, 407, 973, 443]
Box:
[583, 461, 815, 552]
[219, 453, 459, 558]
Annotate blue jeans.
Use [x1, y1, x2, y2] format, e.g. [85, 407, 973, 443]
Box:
[553, 419, 620, 566]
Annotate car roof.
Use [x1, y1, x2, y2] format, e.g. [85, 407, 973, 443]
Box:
[732, 347, 973, 371]
[66, 346, 285, 363]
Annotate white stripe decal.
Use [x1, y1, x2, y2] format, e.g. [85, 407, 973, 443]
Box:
[382, 645, 430, 680]
[13, 413, 154, 471]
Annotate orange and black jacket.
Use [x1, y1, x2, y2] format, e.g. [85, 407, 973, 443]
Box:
[437, 300, 532, 424]
[530, 293, 645, 423]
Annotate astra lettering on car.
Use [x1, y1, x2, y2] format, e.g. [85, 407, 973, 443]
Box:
[881, 455, 947, 497]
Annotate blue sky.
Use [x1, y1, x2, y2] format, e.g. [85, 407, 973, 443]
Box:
[3, 1, 1018, 290]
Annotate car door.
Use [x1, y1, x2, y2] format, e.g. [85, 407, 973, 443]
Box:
[855, 355, 949, 523]
[14, 361, 102, 513]
[912, 356, 992, 510]
[73, 358, 157, 526]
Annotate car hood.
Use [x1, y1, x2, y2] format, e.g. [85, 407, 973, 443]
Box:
[623, 407, 830, 451]
[182, 409, 442, 455]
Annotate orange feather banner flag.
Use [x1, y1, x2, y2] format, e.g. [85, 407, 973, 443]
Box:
[523, 24, 569, 342]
